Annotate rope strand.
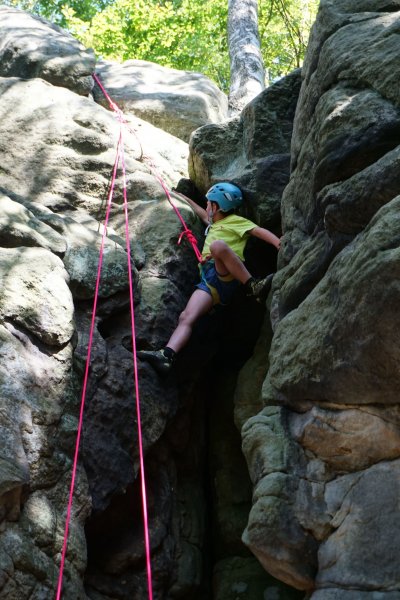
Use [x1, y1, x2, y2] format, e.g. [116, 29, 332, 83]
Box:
[56, 135, 121, 600]
[120, 136, 154, 600]
[92, 72, 203, 263]
[57, 120, 154, 600]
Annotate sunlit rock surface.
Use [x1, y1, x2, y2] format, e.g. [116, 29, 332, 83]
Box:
[94, 59, 229, 143]
[0, 5, 95, 95]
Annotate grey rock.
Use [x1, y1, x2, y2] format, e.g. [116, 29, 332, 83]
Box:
[271, 232, 342, 326]
[209, 372, 253, 557]
[269, 197, 400, 406]
[234, 313, 273, 431]
[311, 591, 400, 600]
[320, 145, 400, 236]
[0, 246, 74, 346]
[0, 6, 95, 95]
[0, 4, 240, 596]
[82, 340, 178, 512]
[281, 3, 400, 265]
[94, 59, 228, 142]
[0, 308, 89, 597]
[63, 245, 132, 300]
[242, 407, 294, 481]
[246, 1, 400, 596]
[171, 541, 203, 594]
[0, 77, 188, 215]
[19, 206, 136, 299]
[317, 461, 400, 590]
[189, 69, 301, 229]
[213, 556, 303, 600]
[0, 194, 66, 254]
[242, 407, 317, 590]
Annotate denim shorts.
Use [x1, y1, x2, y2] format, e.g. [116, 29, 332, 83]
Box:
[196, 259, 240, 306]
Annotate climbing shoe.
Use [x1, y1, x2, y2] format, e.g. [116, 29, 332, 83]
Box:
[137, 348, 175, 375]
[245, 274, 273, 304]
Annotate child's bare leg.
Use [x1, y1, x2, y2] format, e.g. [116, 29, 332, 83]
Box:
[167, 289, 213, 353]
[209, 240, 251, 283]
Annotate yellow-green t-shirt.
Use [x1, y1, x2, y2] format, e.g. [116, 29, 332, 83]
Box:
[202, 214, 257, 261]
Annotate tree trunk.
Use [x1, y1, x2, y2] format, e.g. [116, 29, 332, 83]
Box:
[227, 0, 265, 116]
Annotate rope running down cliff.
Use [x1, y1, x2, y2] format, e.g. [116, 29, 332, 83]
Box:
[56, 111, 153, 600]
[92, 72, 203, 263]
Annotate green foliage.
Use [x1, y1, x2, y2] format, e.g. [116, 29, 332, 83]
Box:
[2, 0, 111, 24]
[2, 0, 37, 10]
[63, 0, 230, 90]
[6, 0, 319, 91]
[259, 0, 319, 81]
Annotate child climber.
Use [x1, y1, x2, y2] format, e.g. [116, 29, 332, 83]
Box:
[137, 182, 281, 375]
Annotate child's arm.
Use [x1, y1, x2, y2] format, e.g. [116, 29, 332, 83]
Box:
[170, 191, 209, 225]
[250, 226, 281, 249]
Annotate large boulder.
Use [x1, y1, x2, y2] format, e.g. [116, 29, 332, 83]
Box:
[0, 5, 314, 600]
[93, 59, 229, 142]
[269, 197, 400, 405]
[242, 1, 400, 598]
[0, 76, 188, 215]
[242, 406, 318, 590]
[0, 246, 89, 599]
[0, 6, 95, 95]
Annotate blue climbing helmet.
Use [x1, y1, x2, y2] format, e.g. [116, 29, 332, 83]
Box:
[206, 182, 243, 212]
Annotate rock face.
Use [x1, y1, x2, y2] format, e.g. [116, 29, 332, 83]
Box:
[241, 1, 400, 598]
[0, 244, 89, 599]
[94, 59, 229, 142]
[0, 6, 95, 95]
[189, 69, 301, 231]
[189, 69, 303, 599]
[0, 7, 304, 598]
[7, 1, 400, 598]
[0, 6, 210, 599]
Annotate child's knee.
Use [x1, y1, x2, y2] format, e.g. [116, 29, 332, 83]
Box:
[210, 240, 229, 257]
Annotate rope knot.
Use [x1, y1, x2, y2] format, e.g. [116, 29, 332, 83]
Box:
[93, 72, 202, 266]
[114, 106, 125, 121]
[178, 228, 197, 247]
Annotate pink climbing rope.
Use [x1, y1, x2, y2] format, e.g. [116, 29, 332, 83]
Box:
[119, 136, 154, 600]
[145, 161, 203, 263]
[92, 72, 203, 263]
[56, 137, 121, 600]
[56, 119, 154, 599]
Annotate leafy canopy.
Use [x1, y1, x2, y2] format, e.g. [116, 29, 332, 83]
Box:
[4, 0, 318, 91]
[2, 0, 110, 21]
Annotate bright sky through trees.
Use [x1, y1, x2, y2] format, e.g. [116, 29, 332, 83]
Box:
[3, 0, 319, 91]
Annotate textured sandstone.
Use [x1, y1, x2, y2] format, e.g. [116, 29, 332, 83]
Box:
[241, 2, 400, 598]
[0, 6, 95, 95]
[189, 69, 301, 230]
[94, 59, 228, 142]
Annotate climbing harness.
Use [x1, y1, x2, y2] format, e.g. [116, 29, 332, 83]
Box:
[92, 72, 203, 262]
[56, 108, 153, 599]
